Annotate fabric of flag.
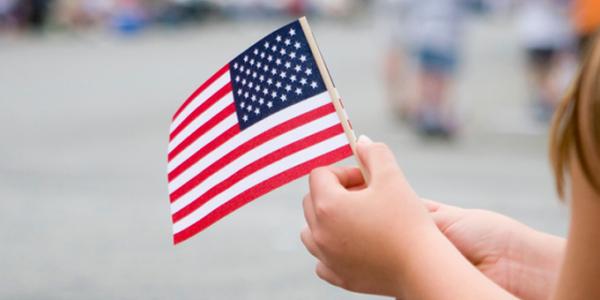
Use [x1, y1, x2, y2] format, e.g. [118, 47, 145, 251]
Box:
[167, 20, 353, 244]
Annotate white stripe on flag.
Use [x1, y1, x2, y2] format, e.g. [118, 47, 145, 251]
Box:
[167, 91, 331, 173]
[170, 111, 341, 212]
[168, 114, 238, 172]
[172, 133, 348, 234]
[168, 92, 234, 152]
[170, 71, 231, 132]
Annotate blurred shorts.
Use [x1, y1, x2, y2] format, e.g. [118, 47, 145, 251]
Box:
[526, 47, 556, 72]
[416, 47, 458, 74]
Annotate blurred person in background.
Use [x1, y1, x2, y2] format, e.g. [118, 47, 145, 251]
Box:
[288, 0, 309, 16]
[0, 0, 15, 28]
[11, 0, 53, 31]
[53, 0, 114, 29]
[110, 0, 145, 34]
[219, 0, 284, 19]
[313, 0, 360, 18]
[571, 0, 600, 56]
[155, 0, 218, 25]
[377, 0, 418, 121]
[517, 0, 575, 122]
[379, 0, 464, 138]
[218, 0, 355, 19]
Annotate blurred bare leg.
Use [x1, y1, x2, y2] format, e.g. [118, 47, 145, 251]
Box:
[383, 49, 414, 120]
[416, 68, 456, 137]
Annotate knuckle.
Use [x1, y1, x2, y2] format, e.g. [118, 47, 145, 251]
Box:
[300, 226, 310, 240]
[315, 266, 323, 278]
[302, 194, 310, 206]
[314, 200, 330, 217]
[336, 278, 346, 289]
[312, 229, 326, 247]
[309, 167, 326, 181]
[309, 168, 328, 194]
[316, 266, 333, 284]
[338, 276, 352, 290]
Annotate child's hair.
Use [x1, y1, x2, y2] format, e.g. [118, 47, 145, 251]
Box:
[550, 35, 600, 198]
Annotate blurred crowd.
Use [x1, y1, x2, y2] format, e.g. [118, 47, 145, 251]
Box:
[379, 0, 600, 138]
[2, 0, 599, 139]
[0, 0, 366, 33]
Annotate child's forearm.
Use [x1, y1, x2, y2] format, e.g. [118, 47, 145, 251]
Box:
[394, 229, 518, 300]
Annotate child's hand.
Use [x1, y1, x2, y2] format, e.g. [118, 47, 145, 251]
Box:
[426, 201, 565, 300]
[300, 136, 438, 297]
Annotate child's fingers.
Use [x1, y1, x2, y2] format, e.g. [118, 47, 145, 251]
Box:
[329, 166, 365, 189]
[316, 261, 344, 288]
[300, 226, 323, 260]
[423, 198, 462, 215]
[423, 198, 443, 212]
[355, 136, 402, 183]
[430, 207, 465, 233]
[309, 167, 345, 198]
[309, 166, 364, 198]
[422, 199, 465, 231]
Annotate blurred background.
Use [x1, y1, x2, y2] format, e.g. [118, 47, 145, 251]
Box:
[1, 0, 598, 299]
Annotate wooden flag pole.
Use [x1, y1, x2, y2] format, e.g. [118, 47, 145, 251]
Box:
[298, 17, 370, 183]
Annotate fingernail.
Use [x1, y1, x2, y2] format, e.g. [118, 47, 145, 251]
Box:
[357, 134, 372, 144]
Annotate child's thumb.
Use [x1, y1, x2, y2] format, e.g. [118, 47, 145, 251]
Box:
[355, 135, 399, 182]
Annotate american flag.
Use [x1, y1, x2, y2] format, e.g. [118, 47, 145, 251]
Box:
[167, 19, 354, 244]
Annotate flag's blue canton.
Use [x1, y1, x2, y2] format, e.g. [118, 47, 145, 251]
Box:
[229, 20, 327, 130]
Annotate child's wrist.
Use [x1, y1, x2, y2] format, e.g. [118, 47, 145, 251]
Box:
[390, 222, 448, 298]
[393, 225, 520, 300]
[509, 226, 565, 298]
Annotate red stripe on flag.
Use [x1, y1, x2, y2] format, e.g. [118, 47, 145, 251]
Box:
[171, 124, 345, 222]
[172, 64, 229, 121]
[173, 144, 352, 244]
[168, 103, 236, 162]
[169, 103, 336, 199]
[167, 102, 336, 183]
[170, 83, 233, 141]
[168, 125, 240, 184]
